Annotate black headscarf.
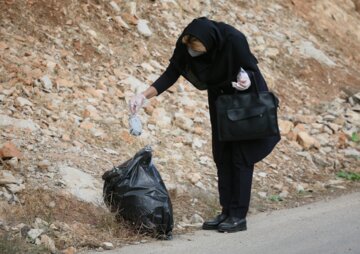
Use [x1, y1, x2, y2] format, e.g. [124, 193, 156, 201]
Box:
[170, 17, 259, 90]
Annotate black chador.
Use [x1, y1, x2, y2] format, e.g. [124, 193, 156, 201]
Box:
[151, 17, 280, 227]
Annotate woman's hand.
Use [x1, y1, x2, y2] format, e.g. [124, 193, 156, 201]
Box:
[129, 93, 147, 114]
[232, 68, 251, 91]
[129, 87, 158, 114]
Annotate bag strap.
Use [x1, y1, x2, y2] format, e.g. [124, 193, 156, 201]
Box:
[249, 71, 260, 96]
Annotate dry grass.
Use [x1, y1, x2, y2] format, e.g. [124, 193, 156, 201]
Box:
[0, 188, 153, 251]
[0, 232, 47, 254]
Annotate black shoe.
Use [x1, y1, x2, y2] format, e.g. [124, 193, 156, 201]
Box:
[218, 217, 247, 233]
[202, 214, 228, 230]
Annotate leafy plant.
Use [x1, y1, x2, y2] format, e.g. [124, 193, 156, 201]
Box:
[269, 195, 282, 202]
[336, 171, 360, 181]
[351, 132, 360, 143]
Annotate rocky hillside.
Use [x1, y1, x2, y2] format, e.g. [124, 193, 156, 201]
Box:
[1, 0, 360, 253]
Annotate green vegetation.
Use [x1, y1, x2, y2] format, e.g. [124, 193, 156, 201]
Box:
[269, 195, 283, 202]
[351, 132, 360, 143]
[336, 171, 360, 181]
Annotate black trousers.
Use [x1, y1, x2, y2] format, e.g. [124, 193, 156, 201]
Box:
[214, 141, 254, 219]
[207, 88, 256, 219]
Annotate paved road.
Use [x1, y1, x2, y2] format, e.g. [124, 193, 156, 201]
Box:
[86, 192, 360, 254]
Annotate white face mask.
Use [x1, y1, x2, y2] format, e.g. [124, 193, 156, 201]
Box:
[187, 47, 206, 57]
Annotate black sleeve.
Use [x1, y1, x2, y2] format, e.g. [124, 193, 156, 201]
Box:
[151, 62, 181, 96]
[231, 34, 259, 72]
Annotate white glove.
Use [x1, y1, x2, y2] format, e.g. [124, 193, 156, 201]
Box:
[232, 68, 251, 91]
[129, 93, 147, 114]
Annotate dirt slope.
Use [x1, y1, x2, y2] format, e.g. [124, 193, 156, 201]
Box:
[0, 0, 359, 252]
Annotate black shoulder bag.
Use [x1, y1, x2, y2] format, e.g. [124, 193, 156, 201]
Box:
[215, 74, 280, 141]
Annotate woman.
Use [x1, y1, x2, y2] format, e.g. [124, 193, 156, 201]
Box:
[129, 17, 280, 233]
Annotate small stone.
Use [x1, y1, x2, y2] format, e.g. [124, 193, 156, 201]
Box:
[40, 75, 53, 90]
[278, 120, 294, 135]
[62, 134, 71, 142]
[121, 76, 148, 93]
[122, 13, 138, 25]
[20, 225, 31, 238]
[48, 201, 56, 208]
[109, 1, 120, 12]
[27, 228, 44, 241]
[0, 170, 18, 185]
[40, 235, 56, 253]
[327, 123, 341, 133]
[103, 148, 119, 155]
[296, 184, 305, 193]
[258, 172, 267, 178]
[273, 183, 284, 191]
[297, 132, 318, 149]
[190, 214, 204, 224]
[38, 160, 51, 170]
[141, 62, 155, 72]
[34, 218, 49, 229]
[61, 247, 76, 254]
[102, 242, 114, 250]
[312, 154, 332, 168]
[114, 16, 130, 29]
[87, 29, 97, 38]
[188, 173, 201, 184]
[353, 92, 360, 104]
[15, 97, 33, 107]
[174, 114, 194, 131]
[137, 19, 152, 37]
[279, 191, 289, 199]
[195, 181, 206, 190]
[7, 183, 25, 194]
[258, 192, 267, 198]
[192, 137, 206, 149]
[265, 48, 280, 59]
[0, 142, 23, 159]
[342, 148, 360, 159]
[5, 157, 19, 169]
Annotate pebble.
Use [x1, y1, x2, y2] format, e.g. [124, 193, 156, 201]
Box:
[258, 192, 267, 198]
[27, 228, 44, 241]
[137, 19, 152, 37]
[15, 97, 33, 107]
[102, 242, 114, 250]
[40, 75, 53, 90]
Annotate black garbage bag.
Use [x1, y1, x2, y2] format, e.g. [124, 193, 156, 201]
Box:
[102, 146, 173, 239]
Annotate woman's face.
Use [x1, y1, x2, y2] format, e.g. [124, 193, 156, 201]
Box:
[187, 46, 206, 57]
[184, 37, 207, 57]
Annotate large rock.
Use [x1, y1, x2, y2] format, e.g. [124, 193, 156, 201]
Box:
[297, 131, 319, 149]
[298, 41, 336, 67]
[15, 97, 33, 107]
[58, 166, 102, 204]
[27, 228, 44, 242]
[0, 170, 18, 185]
[278, 120, 294, 135]
[0, 115, 39, 131]
[0, 142, 22, 159]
